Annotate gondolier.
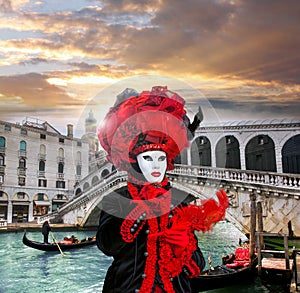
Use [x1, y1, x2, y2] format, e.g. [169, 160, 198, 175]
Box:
[42, 220, 51, 243]
[96, 86, 229, 293]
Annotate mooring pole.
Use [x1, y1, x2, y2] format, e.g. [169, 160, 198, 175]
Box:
[250, 193, 257, 268]
[257, 201, 264, 250]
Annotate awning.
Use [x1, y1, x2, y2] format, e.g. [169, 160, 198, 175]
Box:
[34, 200, 51, 206]
[12, 201, 30, 206]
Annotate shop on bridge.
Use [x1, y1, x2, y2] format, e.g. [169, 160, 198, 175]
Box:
[190, 133, 300, 174]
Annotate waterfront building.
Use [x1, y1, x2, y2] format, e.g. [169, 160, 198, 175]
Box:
[0, 117, 89, 225]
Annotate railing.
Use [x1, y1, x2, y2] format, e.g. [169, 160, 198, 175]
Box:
[18, 150, 27, 158]
[170, 165, 300, 191]
[75, 175, 81, 181]
[57, 173, 64, 180]
[57, 156, 65, 163]
[0, 165, 5, 173]
[17, 167, 26, 176]
[0, 146, 6, 154]
[0, 219, 7, 226]
[255, 232, 290, 274]
[37, 170, 45, 177]
[38, 154, 46, 160]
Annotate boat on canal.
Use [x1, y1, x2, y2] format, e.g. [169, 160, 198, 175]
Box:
[191, 264, 252, 292]
[22, 232, 96, 252]
[191, 246, 253, 292]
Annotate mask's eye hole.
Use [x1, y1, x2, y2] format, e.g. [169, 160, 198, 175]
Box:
[143, 155, 153, 161]
[158, 156, 166, 162]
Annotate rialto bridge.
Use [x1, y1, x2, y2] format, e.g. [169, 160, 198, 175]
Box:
[40, 119, 300, 236]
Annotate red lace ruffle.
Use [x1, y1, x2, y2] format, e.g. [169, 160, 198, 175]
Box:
[120, 182, 229, 293]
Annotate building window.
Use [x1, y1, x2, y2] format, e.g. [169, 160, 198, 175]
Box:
[0, 137, 5, 147]
[77, 141, 82, 147]
[59, 138, 64, 143]
[38, 179, 47, 187]
[58, 162, 64, 174]
[40, 134, 46, 139]
[17, 192, 25, 199]
[4, 125, 11, 131]
[76, 165, 82, 176]
[19, 158, 26, 169]
[37, 193, 44, 200]
[39, 161, 45, 171]
[18, 177, 26, 186]
[20, 129, 27, 135]
[20, 140, 26, 151]
[56, 181, 65, 188]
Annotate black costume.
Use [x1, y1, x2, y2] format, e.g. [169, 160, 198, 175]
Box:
[97, 185, 206, 293]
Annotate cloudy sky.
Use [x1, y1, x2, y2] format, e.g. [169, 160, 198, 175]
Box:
[0, 0, 299, 136]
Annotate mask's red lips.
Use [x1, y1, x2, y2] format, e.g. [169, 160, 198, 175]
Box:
[151, 172, 161, 177]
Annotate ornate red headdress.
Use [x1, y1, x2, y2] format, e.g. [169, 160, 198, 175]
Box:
[98, 86, 194, 171]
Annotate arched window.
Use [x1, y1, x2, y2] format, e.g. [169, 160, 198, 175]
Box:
[76, 151, 81, 161]
[39, 161, 45, 171]
[0, 137, 6, 147]
[58, 148, 64, 157]
[58, 162, 64, 174]
[0, 155, 4, 166]
[20, 140, 26, 151]
[40, 144, 46, 155]
[19, 158, 26, 168]
[76, 165, 81, 176]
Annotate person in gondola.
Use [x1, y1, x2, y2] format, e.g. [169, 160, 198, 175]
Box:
[96, 86, 229, 293]
[42, 220, 51, 244]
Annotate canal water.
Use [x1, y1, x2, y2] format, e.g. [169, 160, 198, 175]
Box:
[0, 222, 289, 293]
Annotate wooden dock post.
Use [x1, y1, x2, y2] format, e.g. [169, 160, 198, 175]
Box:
[284, 234, 290, 270]
[249, 193, 256, 267]
[257, 201, 264, 250]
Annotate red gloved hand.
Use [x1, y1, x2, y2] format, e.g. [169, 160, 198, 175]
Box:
[164, 224, 189, 257]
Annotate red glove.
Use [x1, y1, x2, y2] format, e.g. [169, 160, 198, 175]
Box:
[164, 224, 189, 257]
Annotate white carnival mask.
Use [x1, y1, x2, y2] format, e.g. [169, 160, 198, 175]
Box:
[136, 150, 167, 183]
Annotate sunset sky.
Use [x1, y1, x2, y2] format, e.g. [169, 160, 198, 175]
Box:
[0, 0, 299, 136]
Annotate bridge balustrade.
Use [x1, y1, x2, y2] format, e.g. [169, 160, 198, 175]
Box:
[170, 164, 300, 192]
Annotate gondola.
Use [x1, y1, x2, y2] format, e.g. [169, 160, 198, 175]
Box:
[191, 246, 253, 292]
[191, 264, 253, 292]
[22, 232, 96, 252]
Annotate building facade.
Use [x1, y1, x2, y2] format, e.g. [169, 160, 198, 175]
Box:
[0, 117, 89, 225]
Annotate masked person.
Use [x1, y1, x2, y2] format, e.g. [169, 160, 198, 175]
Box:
[97, 86, 228, 293]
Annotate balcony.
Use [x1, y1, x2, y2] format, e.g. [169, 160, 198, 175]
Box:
[17, 167, 27, 176]
[38, 153, 46, 160]
[0, 146, 6, 154]
[0, 165, 5, 174]
[75, 175, 81, 181]
[37, 170, 45, 177]
[18, 150, 27, 158]
[57, 173, 65, 180]
[57, 156, 65, 164]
